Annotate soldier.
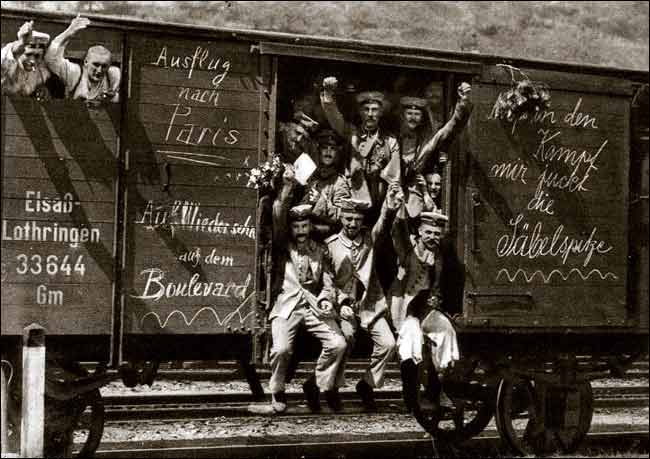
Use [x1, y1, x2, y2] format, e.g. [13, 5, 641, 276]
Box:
[326, 185, 402, 411]
[398, 84, 473, 218]
[268, 168, 347, 414]
[276, 111, 320, 164]
[320, 77, 401, 222]
[387, 209, 460, 418]
[1, 20, 51, 99]
[45, 16, 121, 104]
[300, 129, 352, 240]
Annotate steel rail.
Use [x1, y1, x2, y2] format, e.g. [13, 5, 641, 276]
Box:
[91, 429, 649, 458]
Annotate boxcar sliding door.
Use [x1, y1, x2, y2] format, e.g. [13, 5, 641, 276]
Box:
[121, 32, 270, 358]
[461, 65, 634, 328]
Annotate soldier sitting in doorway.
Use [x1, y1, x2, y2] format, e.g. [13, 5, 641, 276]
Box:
[325, 186, 402, 411]
[267, 167, 347, 414]
[388, 208, 461, 420]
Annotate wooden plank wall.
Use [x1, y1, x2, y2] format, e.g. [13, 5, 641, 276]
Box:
[463, 67, 633, 327]
[122, 35, 263, 335]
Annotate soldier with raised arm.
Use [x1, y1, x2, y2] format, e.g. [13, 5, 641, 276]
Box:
[388, 207, 461, 420]
[325, 184, 403, 411]
[398, 84, 472, 217]
[267, 166, 348, 414]
[320, 77, 401, 222]
[1, 20, 51, 98]
[45, 15, 121, 104]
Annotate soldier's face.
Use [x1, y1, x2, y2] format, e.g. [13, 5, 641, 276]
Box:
[20, 46, 44, 71]
[319, 144, 338, 167]
[403, 108, 423, 131]
[425, 173, 442, 198]
[340, 211, 364, 239]
[290, 219, 311, 243]
[287, 124, 308, 152]
[85, 50, 111, 83]
[419, 223, 443, 250]
[359, 102, 382, 131]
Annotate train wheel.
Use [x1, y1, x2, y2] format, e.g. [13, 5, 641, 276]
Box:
[495, 376, 552, 456]
[552, 382, 594, 454]
[45, 388, 105, 458]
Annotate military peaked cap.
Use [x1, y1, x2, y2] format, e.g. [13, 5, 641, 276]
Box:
[288, 204, 313, 221]
[337, 198, 371, 214]
[400, 96, 428, 110]
[316, 129, 343, 147]
[356, 91, 386, 106]
[26, 30, 50, 48]
[419, 211, 449, 227]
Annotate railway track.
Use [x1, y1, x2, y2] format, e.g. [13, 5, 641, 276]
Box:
[92, 429, 649, 458]
[99, 385, 648, 421]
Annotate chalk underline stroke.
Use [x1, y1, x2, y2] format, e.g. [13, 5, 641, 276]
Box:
[496, 268, 618, 283]
[140, 292, 255, 329]
[156, 149, 229, 167]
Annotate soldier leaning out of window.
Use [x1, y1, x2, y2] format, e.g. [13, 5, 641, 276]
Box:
[45, 15, 121, 105]
[1, 20, 52, 100]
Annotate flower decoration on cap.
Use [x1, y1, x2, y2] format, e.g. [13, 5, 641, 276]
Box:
[400, 96, 428, 110]
[356, 91, 386, 106]
[289, 203, 313, 221]
[419, 211, 449, 227]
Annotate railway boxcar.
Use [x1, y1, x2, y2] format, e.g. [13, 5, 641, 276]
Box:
[1, 6, 648, 457]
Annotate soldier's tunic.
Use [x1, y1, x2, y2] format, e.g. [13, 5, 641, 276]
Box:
[387, 210, 459, 370]
[321, 97, 401, 214]
[269, 197, 347, 393]
[325, 206, 397, 389]
[300, 167, 351, 238]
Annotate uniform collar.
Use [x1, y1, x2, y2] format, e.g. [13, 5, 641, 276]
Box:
[339, 231, 364, 249]
[359, 129, 385, 146]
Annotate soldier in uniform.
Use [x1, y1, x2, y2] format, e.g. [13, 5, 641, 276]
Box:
[398, 85, 473, 218]
[320, 77, 401, 222]
[268, 168, 348, 414]
[387, 209, 460, 418]
[276, 111, 320, 164]
[326, 185, 403, 410]
[1, 20, 51, 99]
[300, 129, 352, 240]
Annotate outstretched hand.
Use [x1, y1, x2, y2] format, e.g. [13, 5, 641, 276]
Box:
[17, 21, 34, 42]
[385, 182, 404, 211]
[68, 15, 91, 34]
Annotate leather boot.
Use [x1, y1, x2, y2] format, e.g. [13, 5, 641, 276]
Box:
[302, 376, 321, 413]
[400, 359, 419, 413]
[355, 379, 377, 411]
[324, 388, 343, 412]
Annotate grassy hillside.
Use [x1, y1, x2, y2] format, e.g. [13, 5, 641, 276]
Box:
[3, 1, 649, 70]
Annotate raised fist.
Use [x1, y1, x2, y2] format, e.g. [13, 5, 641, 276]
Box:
[322, 76, 338, 93]
[457, 82, 472, 101]
[340, 305, 355, 321]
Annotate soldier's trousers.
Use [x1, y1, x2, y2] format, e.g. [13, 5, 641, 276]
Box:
[339, 315, 396, 388]
[269, 306, 347, 393]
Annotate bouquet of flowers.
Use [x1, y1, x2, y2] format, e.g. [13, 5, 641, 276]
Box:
[493, 65, 551, 122]
[247, 154, 283, 194]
